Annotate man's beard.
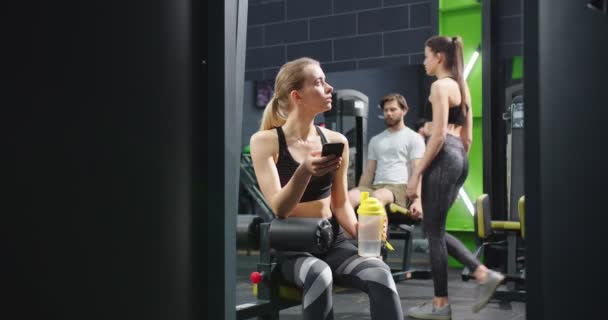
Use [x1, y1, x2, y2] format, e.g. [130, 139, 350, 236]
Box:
[385, 117, 400, 127]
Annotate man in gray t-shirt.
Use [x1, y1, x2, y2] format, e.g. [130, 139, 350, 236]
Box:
[348, 93, 426, 219]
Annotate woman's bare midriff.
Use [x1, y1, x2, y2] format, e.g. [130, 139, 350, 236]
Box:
[288, 197, 333, 219]
[423, 122, 462, 141]
[447, 124, 462, 138]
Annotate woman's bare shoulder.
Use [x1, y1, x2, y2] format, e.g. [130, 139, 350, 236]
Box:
[250, 129, 279, 155]
[319, 127, 348, 145]
[250, 129, 277, 144]
[432, 78, 454, 91]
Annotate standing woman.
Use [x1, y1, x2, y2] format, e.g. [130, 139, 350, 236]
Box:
[250, 57, 403, 320]
[406, 36, 504, 319]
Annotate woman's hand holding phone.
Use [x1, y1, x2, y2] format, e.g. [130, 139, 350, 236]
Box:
[303, 146, 342, 176]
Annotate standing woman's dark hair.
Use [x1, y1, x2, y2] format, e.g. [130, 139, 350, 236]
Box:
[425, 35, 467, 116]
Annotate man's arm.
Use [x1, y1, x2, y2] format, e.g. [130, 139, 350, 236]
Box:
[358, 136, 378, 188]
[408, 159, 423, 217]
[357, 160, 377, 188]
[408, 132, 426, 218]
[410, 159, 422, 195]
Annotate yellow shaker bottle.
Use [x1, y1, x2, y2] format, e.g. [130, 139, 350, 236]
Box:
[357, 192, 393, 256]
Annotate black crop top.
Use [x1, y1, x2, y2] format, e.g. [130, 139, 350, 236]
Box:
[275, 126, 333, 202]
[423, 100, 469, 126]
[422, 77, 469, 126]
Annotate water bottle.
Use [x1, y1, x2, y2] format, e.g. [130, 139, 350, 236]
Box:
[357, 192, 385, 257]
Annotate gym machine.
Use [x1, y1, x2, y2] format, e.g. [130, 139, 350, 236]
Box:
[498, 83, 526, 302]
[324, 89, 369, 189]
[462, 83, 526, 303]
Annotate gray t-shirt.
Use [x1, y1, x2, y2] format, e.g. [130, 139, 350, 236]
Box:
[368, 126, 425, 184]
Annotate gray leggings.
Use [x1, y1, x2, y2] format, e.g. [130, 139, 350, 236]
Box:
[276, 220, 403, 320]
[422, 134, 481, 297]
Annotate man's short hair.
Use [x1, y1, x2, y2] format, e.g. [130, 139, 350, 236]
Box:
[380, 93, 409, 111]
[414, 118, 429, 132]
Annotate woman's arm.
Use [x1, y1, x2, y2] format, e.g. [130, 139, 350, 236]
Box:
[249, 131, 312, 218]
[250, 130, 341, 218]
[414, 81, 450, 176]
[329, 133, 358, 238]
[406, 81, 449, 200]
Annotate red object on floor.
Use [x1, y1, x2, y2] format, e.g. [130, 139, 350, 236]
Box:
[250, 271, 263, 284]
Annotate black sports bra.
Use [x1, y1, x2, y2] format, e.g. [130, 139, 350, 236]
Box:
[423, 77, 469, 125]
[424, 100, 469, 126]
[275, 126, 332, 202]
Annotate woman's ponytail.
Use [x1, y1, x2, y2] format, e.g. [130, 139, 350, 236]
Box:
[451, 36, 467, 114]
[259, 95, 287, 131]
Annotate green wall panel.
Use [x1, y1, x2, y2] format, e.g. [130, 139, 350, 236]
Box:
[440, 0, 480, 11]
[512, 55, 523, 80]
[439, 0, 482, 268]
[440, 5, 482, 118]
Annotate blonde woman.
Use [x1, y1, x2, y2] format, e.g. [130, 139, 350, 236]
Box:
[250, 57, 403, 320]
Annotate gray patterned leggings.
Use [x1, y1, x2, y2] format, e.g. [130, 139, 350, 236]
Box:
[422, 134, 481, 297]
[276, 220, 403, 320]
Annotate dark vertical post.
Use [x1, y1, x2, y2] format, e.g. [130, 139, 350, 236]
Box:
[526, 0, 608, 318]
[523, 0, 541, 317]
[205, 0, 229, 318]
[5, 1, 200, 319]
[224, 0, 238, 318]
[482, 0, 493, 200]
[161, 0, 194, 318]
[204, 0, 246, 319]
[482, 0, 507, 219]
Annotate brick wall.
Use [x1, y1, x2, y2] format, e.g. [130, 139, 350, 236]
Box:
[246, 0, 437, 80]
[496, 0, 523, 60]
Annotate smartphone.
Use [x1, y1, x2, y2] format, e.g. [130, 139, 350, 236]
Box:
[321, 142, 344, 157]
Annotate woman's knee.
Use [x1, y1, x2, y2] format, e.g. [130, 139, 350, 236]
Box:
[296, 257, 333, 289]
[357, 259, 397, 293]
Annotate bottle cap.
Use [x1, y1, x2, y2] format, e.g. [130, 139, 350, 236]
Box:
[357, 192, 385, 216]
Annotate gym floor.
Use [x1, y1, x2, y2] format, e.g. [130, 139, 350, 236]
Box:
[236, 234, 526, 320]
